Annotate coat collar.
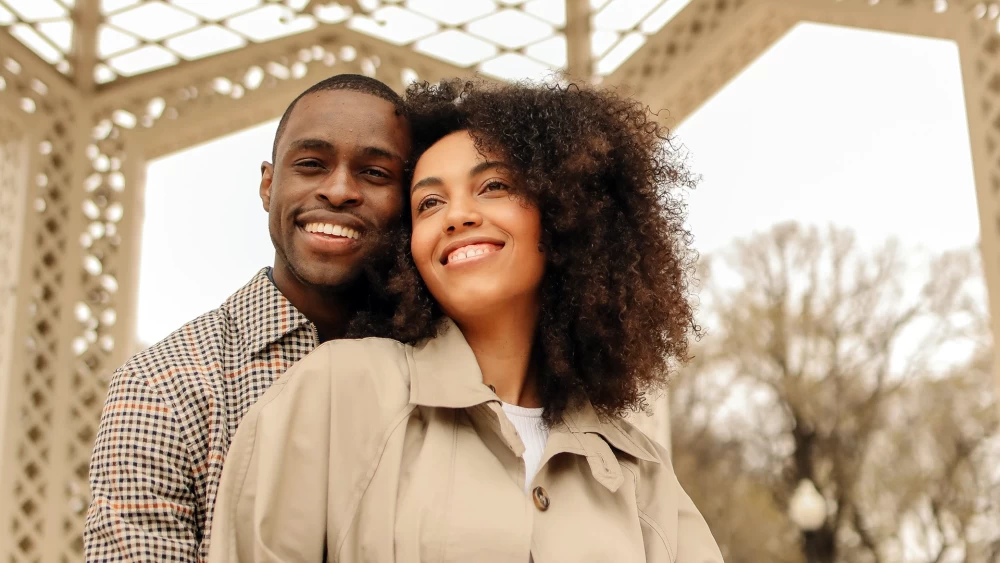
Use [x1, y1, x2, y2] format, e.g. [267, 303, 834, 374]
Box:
[408, 318, 496, 409]
[409, 319, 661, 491]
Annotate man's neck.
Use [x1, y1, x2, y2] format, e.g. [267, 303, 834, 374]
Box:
[269, 264, 356, 343]
[455, 299, 541, 408]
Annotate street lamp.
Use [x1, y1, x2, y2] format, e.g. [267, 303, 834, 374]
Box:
[789, 479, 827, 531]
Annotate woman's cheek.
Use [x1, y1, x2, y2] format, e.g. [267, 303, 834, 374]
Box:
[410, 226, 435, 276]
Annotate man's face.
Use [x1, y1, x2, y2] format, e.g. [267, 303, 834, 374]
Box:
[261, 90, 411, 291]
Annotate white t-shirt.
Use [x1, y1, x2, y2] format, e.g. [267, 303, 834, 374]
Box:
[500, 402, 548, 493]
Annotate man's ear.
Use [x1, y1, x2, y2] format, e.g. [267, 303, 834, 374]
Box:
[260, 161, 274, 212]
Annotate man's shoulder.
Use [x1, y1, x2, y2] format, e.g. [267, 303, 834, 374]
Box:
[117, 270, 275, 387]
[124, 308, 233, 372]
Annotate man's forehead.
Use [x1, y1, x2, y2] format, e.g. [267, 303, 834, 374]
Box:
[280, 89, 409, 151]
[289, 89, 400, 123]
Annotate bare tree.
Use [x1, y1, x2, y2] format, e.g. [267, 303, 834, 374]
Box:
[670, 223, 999, 563]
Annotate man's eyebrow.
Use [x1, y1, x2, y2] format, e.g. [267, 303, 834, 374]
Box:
[360, 145, 404, 164]
[287, 138, 334, 153]
[286, 139, 405, 165]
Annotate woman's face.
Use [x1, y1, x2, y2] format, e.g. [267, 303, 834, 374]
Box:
[410, 130, 545, 322]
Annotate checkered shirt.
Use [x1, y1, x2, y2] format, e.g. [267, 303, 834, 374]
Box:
[84, 268, 319, 562]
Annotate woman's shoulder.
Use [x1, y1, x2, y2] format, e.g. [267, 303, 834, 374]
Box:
[287, 336, 412, 382]
[609, 417, 725, 562]
[316, 335, 411, 355]
[603, 416, 680, 506]
[319, 335, 412, 366]
[606, 416, 669, 466]
[256, 336, 416, 421]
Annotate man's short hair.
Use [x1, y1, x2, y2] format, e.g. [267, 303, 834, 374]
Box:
[271, 74, 406, 161]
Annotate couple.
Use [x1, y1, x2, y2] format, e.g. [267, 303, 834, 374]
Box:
[85, 74, 723, 562]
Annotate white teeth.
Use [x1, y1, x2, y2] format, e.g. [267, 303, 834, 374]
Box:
[447, 244, 500, 264]
[304, 222, 360, 240]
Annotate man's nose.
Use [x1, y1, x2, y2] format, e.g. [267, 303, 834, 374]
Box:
[317, 167, 362, 207]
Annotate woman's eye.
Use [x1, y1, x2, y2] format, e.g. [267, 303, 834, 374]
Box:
[416, 197, 442, 213]
[482, 180, 509, 193]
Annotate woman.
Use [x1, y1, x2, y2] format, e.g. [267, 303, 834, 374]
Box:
[208, 79, 722, 562]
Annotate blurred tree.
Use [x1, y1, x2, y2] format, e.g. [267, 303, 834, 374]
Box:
[669, 223, 999, 563]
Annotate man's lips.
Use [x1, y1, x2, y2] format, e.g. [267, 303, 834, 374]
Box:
[295, 211, 367, 240]
[302, 222, 360, 240]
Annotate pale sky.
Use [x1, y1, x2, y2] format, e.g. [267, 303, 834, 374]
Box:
[137, 22, 979, 346]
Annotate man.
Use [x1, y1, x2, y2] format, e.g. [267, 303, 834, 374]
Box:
[84, 74, 412, 561]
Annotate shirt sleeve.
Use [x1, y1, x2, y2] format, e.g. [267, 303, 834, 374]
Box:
[84, 368, 199, 562]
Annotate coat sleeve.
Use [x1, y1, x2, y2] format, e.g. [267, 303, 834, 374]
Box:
[84, 369, 200, 562]
[637, 444, 725, 563]
[671, 479, 726, 563]
[207, 338, 412, 563]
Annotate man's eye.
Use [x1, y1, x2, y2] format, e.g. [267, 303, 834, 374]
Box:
[363, 169, 389, 178]
[296, 160, 323, 168]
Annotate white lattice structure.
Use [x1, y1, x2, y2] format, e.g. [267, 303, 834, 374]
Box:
[0, 0, 996, 560]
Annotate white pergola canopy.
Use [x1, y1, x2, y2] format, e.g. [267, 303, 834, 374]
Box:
[1, 1, 998, 560]
[0, 0, 682, 87]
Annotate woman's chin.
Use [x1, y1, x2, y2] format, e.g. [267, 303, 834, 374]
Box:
[438, 290, 541, 330]
[441, 299, 503, 324]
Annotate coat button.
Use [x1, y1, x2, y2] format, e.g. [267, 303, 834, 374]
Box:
[532, 486, 550, 511]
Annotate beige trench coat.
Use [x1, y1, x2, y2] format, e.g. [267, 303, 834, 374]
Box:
[208, 320, 724, 563]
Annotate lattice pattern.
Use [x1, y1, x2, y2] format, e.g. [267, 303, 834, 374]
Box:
[608, 0, 978, 120]
[0, 118, 25, 332]
[0, 0, 74, 76]
[98, 24, 464, 159]
[62, 121, 131, 559]
[0, 116, 27, 475]
[0, 0, 698, 86]
[92, 0, 334, 82]
[2, 0, 1000, 561]
[0, 49, 79, 563]
[602, 0, 1000, 460]
[90, 0, 573, 82]
[962, 1, 1000, 304]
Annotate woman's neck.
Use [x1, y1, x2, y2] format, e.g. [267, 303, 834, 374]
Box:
[456, 300, 541, 408]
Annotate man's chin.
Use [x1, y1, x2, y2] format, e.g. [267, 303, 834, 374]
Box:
[287, 227, 398, 294]
[286, 258, 364, 290]
[304, 270, 366, 292]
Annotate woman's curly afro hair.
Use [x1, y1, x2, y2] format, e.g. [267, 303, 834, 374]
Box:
[351, 78, 699, 422]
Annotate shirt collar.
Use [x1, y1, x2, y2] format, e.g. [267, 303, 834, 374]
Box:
[409, 319, 661, 473]
[226, 268, 316, 358]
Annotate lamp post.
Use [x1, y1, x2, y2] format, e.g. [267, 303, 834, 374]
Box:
[789, 479, 835, 563]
